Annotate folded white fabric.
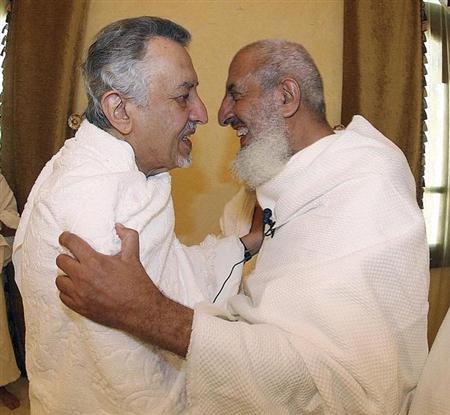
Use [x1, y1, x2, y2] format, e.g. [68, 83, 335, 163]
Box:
[0, 174, 20, 387]
[13, 121, 243, 415]
[186, 116, 430, 414]
[409, 306, 450, 415]
[0, 174, 20, 265]
[219, 186, 256, 238]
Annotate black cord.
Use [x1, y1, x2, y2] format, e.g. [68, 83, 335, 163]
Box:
[212, 257, 247, 303]
[212, 209, 277, 303]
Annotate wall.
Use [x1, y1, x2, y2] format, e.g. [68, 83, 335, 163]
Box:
[73, 0, 344, 244]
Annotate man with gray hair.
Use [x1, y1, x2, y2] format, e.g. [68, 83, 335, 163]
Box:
[13, 17, 261, 414]
[56, 37, 429, 414]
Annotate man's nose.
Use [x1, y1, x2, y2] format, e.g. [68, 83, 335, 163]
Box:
[192, 97, 208, 125]
[218, 97, 232, 127]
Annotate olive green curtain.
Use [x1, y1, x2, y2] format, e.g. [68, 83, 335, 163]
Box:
[342, 0, 423, 203]
[0, 0, 88, 211]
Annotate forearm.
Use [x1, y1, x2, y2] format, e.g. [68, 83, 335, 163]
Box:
[239, 204, 263, 256]
[126, 293, 193, 357]
[56, 227, 194, 358]
[240, 233, 260, 256]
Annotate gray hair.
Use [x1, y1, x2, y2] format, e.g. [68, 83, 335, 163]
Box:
[82, 16, 191, 129]
[239, 40, 326, 120]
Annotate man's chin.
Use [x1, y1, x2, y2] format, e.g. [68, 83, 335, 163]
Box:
[232, 132, 291, 189]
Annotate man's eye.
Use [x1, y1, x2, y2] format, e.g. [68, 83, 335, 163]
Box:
[178, 94, 189, 102]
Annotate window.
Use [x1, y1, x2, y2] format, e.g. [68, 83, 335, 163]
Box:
[423, 0, 449, 266]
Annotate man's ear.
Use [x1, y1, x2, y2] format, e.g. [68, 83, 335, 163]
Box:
[101, 91, 132, 135]
[279, 78, 301, 118]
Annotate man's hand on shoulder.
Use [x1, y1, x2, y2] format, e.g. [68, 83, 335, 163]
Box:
[56, 224, 193, 357]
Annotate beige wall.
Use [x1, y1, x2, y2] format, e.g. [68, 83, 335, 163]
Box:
[74, 0, 344, 244]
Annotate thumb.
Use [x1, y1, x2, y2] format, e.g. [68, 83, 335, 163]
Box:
[115, 223, 140, 260]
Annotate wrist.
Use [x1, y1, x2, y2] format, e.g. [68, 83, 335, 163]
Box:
[130, 290, 193, 357]
[240, 231, 262, 257]
[239, 237, 253, 262]
[156, 295, 193, 357]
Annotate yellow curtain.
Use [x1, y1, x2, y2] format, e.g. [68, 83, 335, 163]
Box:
[0, 0, 88, 211]
[342, 0, 423, 202]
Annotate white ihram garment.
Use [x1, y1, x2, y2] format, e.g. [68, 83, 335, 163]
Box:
[186, 116, 429, 414]
[13, 121, 243, 415]
[409, 306, 450, 415]
[0, 174, 21, 387]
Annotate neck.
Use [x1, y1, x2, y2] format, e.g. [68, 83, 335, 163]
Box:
[103, 127, 151, 176]
[288, 108, 334, 154]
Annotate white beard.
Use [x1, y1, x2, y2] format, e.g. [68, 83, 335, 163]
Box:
[177, 153, 192, 169]
[232, 118, 291, 189]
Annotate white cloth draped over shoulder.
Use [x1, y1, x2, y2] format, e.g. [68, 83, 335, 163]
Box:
[13, 121, 243, 415]
[0, 174, 21, 387]
[186, 116, 430, 414]
[409, 306, 450, 415]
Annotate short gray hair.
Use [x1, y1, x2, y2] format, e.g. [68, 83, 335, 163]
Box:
[83, 16, 191, 129]
[239, 40, 326, 120]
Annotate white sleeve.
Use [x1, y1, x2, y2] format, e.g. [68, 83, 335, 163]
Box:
[0, 175, 20, 230]
[186, 307, 317, 414]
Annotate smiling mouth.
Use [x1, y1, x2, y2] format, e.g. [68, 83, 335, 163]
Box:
[235, 126, 249, 147]
[180, 130, 195, 151]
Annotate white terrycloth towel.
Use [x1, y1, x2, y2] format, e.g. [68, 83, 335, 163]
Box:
[409, 306, 450, 415]
[13, 121, 243, 415]
[0, 174, 21, 387]
[186, 116, 430, 414]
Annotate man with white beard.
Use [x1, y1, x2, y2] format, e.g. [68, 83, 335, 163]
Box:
[56, 40, 430, 414]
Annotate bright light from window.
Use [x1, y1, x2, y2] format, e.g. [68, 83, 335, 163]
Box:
[422, 0, 449, 247]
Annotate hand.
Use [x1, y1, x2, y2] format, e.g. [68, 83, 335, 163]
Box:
[56, 224, 158, 330]
[240, 204, 264, 256]
[56, 224, 193, 356]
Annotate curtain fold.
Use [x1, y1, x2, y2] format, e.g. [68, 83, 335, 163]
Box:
[342, 0, 423, 203]
[0, 0, 88, 211]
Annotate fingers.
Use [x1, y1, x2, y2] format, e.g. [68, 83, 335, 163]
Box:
[59, 232, 95, 262]
[55, 274, 75, 300]
[115, 223, 140, 260]
[56, 274, 87, 317]
[56, 253, 80, 277]
[59, 290, 80, 315]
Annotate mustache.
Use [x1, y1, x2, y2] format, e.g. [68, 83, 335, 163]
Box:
[180, 121, 197, 136]
[227, 116, 243, 129]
